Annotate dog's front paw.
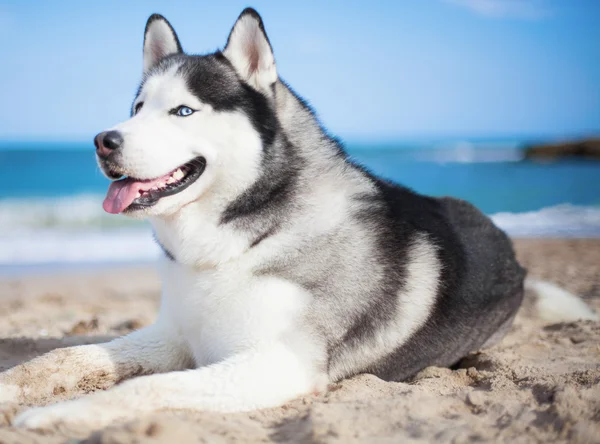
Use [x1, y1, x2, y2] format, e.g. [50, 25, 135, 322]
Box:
[13, 398, 122, 433]
[0, 382, 21, 404]
[13, 405, 66, 430]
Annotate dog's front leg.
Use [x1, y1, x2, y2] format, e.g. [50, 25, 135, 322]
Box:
[0, 323, 192, 406]
[14, 340, 323, 431]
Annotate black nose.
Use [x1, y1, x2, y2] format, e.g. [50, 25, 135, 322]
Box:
[102, 131, 123, 150]
[94, 131, 123, 158]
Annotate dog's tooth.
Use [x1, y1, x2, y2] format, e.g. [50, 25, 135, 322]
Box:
[167, 177, 176, 184]
[173, 169, 184, 180]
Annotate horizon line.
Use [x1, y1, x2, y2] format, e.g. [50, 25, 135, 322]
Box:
[1, 131, 599, 147]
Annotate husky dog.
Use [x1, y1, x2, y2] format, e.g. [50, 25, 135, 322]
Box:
[0, 8, 549, 431]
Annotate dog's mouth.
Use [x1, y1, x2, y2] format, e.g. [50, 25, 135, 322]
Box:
[102, 157, 206, 214]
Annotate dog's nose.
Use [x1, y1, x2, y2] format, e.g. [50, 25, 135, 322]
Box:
[94, 131, 123, 158]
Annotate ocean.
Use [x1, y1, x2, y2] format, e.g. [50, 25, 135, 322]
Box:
[1, 140, 600, 272]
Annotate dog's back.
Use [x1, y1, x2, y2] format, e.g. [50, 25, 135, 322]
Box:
[361, 190, 526, 381]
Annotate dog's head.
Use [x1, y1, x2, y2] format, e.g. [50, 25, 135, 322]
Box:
[95, 9, 278, 217]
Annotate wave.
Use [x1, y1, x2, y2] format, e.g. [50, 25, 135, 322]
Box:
[0, 194, 139, 229]
[0, 197, 598, 266]
[491, 204, 600, 238]
[415, 141, 525, 163]
[350, 143, 525, 163]
[416, 147, 524, 163]
[0, 227, 158, 265]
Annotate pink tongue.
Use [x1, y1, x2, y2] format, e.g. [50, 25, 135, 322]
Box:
[103, 179, 142, 214]
[103, 174, 170, 214]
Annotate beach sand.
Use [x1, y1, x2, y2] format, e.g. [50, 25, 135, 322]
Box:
[0, 239, 599, 443]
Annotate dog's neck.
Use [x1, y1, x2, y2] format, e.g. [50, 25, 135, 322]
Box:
[150, 197, 252, 270]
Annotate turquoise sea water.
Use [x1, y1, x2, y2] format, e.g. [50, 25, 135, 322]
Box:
[1, 141, 599, 214]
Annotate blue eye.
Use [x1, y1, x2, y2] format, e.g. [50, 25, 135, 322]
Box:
[175, 106, 194, 117]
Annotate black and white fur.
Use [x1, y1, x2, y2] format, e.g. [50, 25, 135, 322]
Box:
[1, 8, 596, 431]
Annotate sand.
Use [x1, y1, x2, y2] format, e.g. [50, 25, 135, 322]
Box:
[0, 239, 599, 443]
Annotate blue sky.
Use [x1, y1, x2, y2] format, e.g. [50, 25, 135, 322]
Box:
[0, 0, 599, 142]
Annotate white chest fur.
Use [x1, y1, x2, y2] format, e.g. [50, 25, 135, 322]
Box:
[158, 259, 311, 367]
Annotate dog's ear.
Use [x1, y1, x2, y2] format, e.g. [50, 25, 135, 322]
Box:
[143, 14, 183, 73]
[223, 8, 277, 93]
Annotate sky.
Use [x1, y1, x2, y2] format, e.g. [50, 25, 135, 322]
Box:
[0, 0, 599, 142]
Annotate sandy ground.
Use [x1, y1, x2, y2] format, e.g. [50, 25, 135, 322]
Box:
[0, 239, 599, 443]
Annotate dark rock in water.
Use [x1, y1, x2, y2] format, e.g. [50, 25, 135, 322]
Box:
[523, 138, 600, 160]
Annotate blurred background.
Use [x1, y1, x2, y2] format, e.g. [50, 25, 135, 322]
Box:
[1, 0, 599, 274]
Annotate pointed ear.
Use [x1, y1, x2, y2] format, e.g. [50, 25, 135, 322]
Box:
[143, 14, 183, 73]
[223, 8, 277, 93]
